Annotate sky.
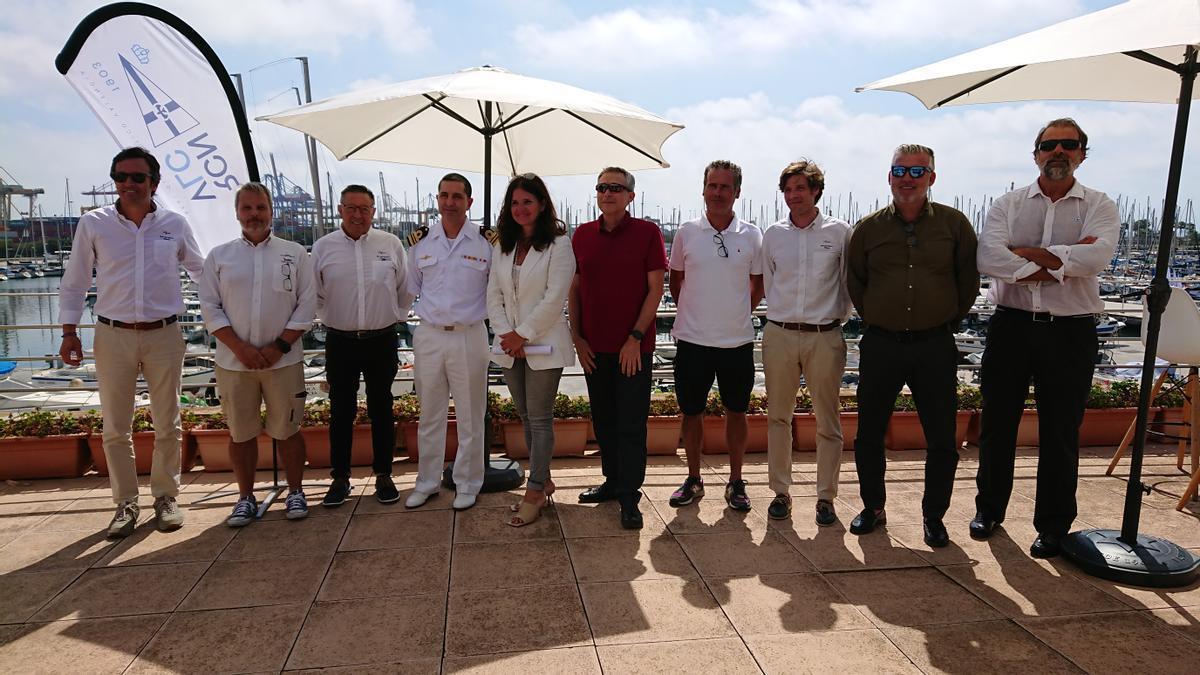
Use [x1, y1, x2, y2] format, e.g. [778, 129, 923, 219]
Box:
[1, 0, 1195, 226]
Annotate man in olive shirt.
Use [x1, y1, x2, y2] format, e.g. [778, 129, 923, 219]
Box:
[847, 144, 979, 548]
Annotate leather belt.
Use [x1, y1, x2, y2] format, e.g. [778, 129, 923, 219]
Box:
[769, 319, 841, 333]
[995, 306, 1095, 323]
[97, 315, 178, 330]
[327, 324, 396, 339]
[865, 323, 951, 343]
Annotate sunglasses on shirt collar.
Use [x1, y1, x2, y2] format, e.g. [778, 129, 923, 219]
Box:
[110, 172, 152, 184]
[595, 183, 630, 193]
[890, 165, 930, 179]
[1037, 138, 1082, 152]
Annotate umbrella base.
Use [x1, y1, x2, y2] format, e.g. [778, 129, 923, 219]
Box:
[1062, 528, 1200, 588]
[442, 456, 524, 493]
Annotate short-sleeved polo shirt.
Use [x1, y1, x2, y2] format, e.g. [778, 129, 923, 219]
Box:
[669, 216, 763, 348]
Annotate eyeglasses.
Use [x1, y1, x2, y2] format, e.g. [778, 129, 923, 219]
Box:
[595, 183, 630, 193]
[713, 231, 729, 258]
[340, 204, 373, 214]
[280, 261, 293, 292]
[902, 221, 917, 248]
[1037, 138, 1082, 152]
[110, 172, 151, 184]
[890, 165, 930, 179]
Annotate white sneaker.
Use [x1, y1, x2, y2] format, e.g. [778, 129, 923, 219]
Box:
[405, 490, 437, 509]
[107, 499, 139, 538]
[452, 493, 477, 511]
[154, 495, 185, 531]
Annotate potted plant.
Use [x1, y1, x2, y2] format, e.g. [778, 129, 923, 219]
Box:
[1077, 380, 1141, 447]
[0, 409, 91, 479]
[395, 393, 457, 462]
[837, 395, 861, 451]
[85, 408, 200, 476]
[646, 394, 682, 455]
[790, 388, 817, 451]
[190, 410, 278, 472]
[498, 393, 590, 458]
[887, 384, 976, 450]
[701, 391, 769, 454]
[302, 399, 381, 468]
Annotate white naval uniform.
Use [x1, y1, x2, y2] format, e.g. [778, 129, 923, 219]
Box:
[406, 221, 494, 496]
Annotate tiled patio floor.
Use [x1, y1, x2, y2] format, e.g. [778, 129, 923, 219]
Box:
[0, 444, 1197, 673]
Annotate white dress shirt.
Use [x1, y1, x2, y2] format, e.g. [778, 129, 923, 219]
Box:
[761, 211, 853, 324]
[407, 221, 493, 326]
[669, 216, 763, 348]
[312, 227, 412, 331]
[978, 180, 1120, 315]
[59, 202, 204, 325]
[199, 234, 316, 371]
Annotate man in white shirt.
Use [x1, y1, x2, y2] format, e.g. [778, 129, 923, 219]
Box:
[58, 146, 204, 538]
[760, 160, 853, 525]
[668, 160, 764, 512]
[404, 173, 495, 511]
[972, 119, 1120, 559]
[199, 182, 316, 526]
[312, 185, 412, 507]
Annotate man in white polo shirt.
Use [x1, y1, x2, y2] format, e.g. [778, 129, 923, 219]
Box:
[760, 160, 852, 525]
[668, 160, 764, 512]
[200, 182, 316, 526]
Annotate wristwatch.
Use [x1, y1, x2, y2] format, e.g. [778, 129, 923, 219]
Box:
[629, 329, 645, 341]
[273, 337, 292, 354]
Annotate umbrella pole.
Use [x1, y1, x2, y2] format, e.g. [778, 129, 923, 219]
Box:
[1062, 45, 1200, 587]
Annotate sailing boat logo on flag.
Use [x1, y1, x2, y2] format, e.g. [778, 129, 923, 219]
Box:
[119, 53, 198, 147]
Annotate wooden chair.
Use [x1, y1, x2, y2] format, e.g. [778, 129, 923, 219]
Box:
[1104, 287, 1199, 511]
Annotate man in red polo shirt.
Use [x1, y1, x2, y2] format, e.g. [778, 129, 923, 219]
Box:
[568, 166, 667, 530]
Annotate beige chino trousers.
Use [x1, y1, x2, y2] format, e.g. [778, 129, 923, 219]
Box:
[763, 321, 846, 501]
[93, 321, 186, 504]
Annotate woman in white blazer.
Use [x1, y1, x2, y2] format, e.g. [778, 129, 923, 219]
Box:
[487, 173, 577, 527]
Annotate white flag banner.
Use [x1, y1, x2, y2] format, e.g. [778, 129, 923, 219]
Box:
[56, 2, 258, 255]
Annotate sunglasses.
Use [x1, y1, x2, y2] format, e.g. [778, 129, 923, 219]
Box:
[890, 165, 930, 179]
[713, 231, 729, 258]
[595, 183, 630, 193]
[1037, 138, 1082, 152]
[110, 172, 151, 184]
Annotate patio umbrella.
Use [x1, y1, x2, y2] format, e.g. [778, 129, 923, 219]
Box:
[258, 64, 684, 228]
[857, 0, 1199, 587]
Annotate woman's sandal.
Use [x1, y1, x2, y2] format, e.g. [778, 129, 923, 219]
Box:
[507, 481, 556, 527]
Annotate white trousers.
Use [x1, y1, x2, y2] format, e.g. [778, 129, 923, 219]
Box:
[412, 322, 488, 496]
[93, 321, 186, 504]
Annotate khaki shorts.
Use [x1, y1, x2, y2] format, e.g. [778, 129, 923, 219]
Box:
[216, 363, 307, 443]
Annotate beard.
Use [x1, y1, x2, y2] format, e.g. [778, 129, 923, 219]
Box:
[1040, 157, 1076, 181]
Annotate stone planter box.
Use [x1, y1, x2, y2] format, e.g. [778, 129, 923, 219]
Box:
[886, 411, 974, 450]
[0, 434, 90, 480]
[646, 416, 682, 455]
[1079, 408, 1140, 447]
[502, 419, 589, 458]
[399, 420, 458, 462]
[88, 432, 198, 476]
[792, 412, 859, 451]
[192, 429, 275, 472]
[303, 425, 379, 468]
[700, 415, 769, 454]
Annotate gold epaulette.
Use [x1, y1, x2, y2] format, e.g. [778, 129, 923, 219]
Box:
[406, 226, 428, 247]
[480, 226, 499, 245]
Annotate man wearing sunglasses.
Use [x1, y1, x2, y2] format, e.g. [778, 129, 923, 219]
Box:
[59, 147, 204, 538]
[847, 144, 979, 548]
[199, 182, 316, 526]
[971, 119, 1119, 559]
[313, 185, 413, 508]
[668, 160, 764, 513]
[570, 167, 666, 529]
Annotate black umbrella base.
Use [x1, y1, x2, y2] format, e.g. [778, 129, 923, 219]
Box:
[1062, 528, 1200, 588]
[442, 457, 524, 493]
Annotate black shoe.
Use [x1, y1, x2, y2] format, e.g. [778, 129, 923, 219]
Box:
[849, 507, 886, 535]
[578, 484, 615, 504]
[815, 500, 837, 527]
[322, 479, 352, 507]
[767, 494, 792, 520]
[620, 504, 643, 530]
[375, 474, 400, 504]
[1030, 533, 1062, 559]
[969, 512, 1000, 540]
[923, 519, 949, 548]
[724, 479, 752, 512]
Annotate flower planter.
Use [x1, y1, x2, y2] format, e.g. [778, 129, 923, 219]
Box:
[399, 420, 458, 462]
[0, 434, 90, 480]
[192, 429, 276, 472]
[502, 419, 589, 458]
[700, 414, 769, 454]
[885, 411, 974, 450]
[1078, 407, 1140, 447]
[88, 432, 198, 476]
[965, 409, 1038, 447]
[792, 412, 859, 451]
[302, 425, 380, 468]
[646, 416, 682, 455]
